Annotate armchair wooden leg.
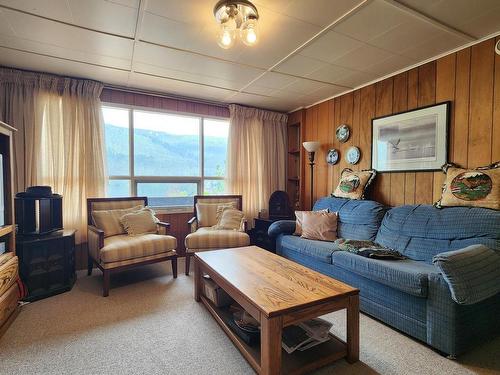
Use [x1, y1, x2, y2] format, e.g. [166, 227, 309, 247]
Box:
[172, 257, 178, 279]
[185, 253, 191, 276]
[103, 270, 110, 297]
[87, 255, 93, 276]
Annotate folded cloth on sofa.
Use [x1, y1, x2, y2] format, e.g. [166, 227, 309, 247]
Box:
[433, 244, 500, 305]
[335, 239, 406, 260]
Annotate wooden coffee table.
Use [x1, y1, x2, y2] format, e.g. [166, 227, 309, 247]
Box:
[194, 246, 359, 375]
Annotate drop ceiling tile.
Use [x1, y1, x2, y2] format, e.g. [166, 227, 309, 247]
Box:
[243, 83, 276, 96]
[228, 92, 293, 112]
[333, 0, 406, 42]
[248, 72, 298, 90]
[67, 0, 139, 37]
[134, 61, 250, 91]
[145, 0, 208, 25]
[279, 78, 334, 95]
[0, 45, 130, 85]
[0, 34, 132, 70]
[366, 54, 416, 77]
[299, 31, 363, 63]
[274, 54, 327, 76]
[0, 0, 139, 37]
[397, 0, 500, 38]
[305, 85, 347, 103]
[281, 0, 365, 27]
[369, 20, 444, 53]
[306, 63, 374, 88]
[331, 44, 390, 73]
[134, 42, 263, 86]
[234, 6, 322, 68]
[400, 32, 470, 61]
[0, 0, 72, 21]
[129, 71, 236, 101]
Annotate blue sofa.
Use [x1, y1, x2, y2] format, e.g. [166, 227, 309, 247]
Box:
[268, 197, 500, 357]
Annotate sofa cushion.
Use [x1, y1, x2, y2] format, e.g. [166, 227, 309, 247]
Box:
[185, 228, 249, 251]
[313, 197, 387, 241]
[100, 234, 177, 263]
[279, 235, 340, 264]
[331, 251, 438, 297]
[375, 205, 500, 263]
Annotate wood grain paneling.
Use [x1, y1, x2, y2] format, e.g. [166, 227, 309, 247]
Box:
[291, 37, 499, 209]
[100, 88, 229, 118]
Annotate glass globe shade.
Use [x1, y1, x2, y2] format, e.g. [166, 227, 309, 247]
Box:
[240, 18, 259, 46]
[217, 23, 235, 49]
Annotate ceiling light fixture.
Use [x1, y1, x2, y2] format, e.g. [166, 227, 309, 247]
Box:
[213, 0, 259, 49]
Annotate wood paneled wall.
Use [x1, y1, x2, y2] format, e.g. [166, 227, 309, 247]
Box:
[100, 88, 229, 118]
[294, 36, 500, 208]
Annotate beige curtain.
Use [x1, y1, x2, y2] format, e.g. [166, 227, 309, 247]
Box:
[226, 104, 287, 225]
[0, 68, 107, 243]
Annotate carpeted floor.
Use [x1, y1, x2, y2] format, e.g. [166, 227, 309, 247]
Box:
[0, 260, 498, 375]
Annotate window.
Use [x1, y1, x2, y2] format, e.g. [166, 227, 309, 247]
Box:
[102, 105, 229, 208]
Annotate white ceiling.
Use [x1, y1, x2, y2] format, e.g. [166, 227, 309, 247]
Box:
[0, 0, 499, 112]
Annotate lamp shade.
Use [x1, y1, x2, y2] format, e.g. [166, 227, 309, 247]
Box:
[302, 141, 321, 152]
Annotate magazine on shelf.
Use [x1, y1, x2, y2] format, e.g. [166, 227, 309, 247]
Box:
[282, 318, 333, 354]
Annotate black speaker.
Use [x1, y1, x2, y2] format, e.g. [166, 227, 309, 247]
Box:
[15, 193, 63, 235]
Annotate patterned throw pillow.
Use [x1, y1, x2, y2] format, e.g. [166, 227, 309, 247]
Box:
[300, 211, 338, 242]
[120, 208, 159, 236]
[435, 162, 499, 210]
[213, 209, 245, 231]
[332, 168, 377, 200]
[92, 205, 143, 237]
[196, 202, 236, 227]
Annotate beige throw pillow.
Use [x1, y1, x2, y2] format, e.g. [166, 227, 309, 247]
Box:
[92, 205, 143, 237]
[120, 208, 159, 236]
[293, 209, 328, 236]
[213, 209, 245, 231]
[435, 162, 499, 210]
[301, 211, 338, 242]
[196, 202, 236, 227]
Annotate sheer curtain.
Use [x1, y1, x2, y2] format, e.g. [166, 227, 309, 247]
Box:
[0, 68, 107, 243]
[226, 104, 287, 224]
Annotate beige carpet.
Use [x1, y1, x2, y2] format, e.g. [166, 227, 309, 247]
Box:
[0, 259, 498, 375]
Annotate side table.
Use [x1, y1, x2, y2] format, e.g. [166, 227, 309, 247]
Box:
[16, 229, 76, 302]
[248, 218, 284, 252]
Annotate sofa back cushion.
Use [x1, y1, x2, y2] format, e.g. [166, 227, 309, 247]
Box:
[313, 197, 387, 241]
[375, 205, 500, 264]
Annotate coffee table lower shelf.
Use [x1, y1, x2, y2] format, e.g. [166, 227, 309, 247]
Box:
[200, 295, 348, 375]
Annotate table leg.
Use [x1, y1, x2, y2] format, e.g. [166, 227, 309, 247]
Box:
[194, 256, 202, 302]
[261, 316, 282, 375]
[347, 294, 359, 363]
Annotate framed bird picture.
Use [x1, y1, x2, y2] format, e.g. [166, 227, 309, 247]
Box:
[371, 102, 450, 172]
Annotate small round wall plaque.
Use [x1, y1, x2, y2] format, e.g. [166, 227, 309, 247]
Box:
[336, 124, 350, 143]
[346, 146, 361, 165]
[326, 149, 339, 165]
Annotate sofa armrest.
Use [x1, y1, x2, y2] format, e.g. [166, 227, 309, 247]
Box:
[432, 244, 500, 305]
[268, 220, 296, 239]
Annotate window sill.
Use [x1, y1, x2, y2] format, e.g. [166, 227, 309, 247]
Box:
[152, 206, 193, 215]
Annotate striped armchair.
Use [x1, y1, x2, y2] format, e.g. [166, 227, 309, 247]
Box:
[184, 195, 249, 275]
[87, 197, 177, 296]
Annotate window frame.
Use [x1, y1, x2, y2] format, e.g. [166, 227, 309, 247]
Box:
[102, 103, 228, 210]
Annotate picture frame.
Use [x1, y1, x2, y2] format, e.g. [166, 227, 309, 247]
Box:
[371, 102, 450, 172]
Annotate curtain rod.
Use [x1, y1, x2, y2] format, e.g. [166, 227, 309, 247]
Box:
[103, 84, 230, 109]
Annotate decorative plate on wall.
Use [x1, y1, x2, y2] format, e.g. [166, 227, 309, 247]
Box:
[336, 124, 350, 143]
[326, 149, 339, 165]
[346, 146, 361, 165]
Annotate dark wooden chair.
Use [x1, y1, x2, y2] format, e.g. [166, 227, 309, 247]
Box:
[184, 195, 249, 275]
[87, 197, 177, 296]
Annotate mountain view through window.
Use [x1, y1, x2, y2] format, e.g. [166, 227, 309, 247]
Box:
[102, 106, 229, 207]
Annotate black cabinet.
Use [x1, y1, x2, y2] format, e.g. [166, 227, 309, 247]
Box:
[16, 230, 76, 302]
[248, 218, 280, 252]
